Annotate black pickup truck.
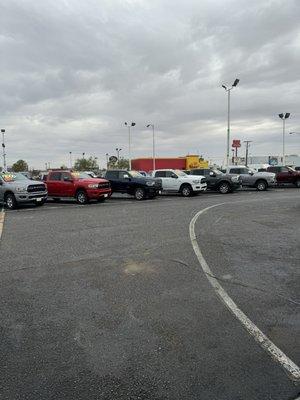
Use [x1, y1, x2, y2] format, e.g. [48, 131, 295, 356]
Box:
[104, 170, 162, 200]
[184, 168, 241, 194]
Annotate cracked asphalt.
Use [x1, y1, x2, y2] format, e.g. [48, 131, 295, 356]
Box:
[0, 189, 299, 399]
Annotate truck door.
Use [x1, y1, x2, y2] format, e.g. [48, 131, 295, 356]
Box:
[47, 172, 62, 196]
[61, 172, 74, 197]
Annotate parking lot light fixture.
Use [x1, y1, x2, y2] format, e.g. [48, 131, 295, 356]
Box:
[1, 129, 6, 172]
[116, 148, 122, 160]
[221, 78, 240, 167]
[278, 112, 290, 165]
[69, 152, 72, 169]
[146, 124, 156, 171]
[124, 122, 136, 169]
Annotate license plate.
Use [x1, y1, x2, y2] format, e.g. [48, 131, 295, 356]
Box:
[104, 194, 108, 198]
[36, 198, 42, 202]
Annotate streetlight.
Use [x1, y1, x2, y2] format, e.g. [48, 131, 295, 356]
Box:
[82, 152, 85, 159]
[124, 122, 136, 169]
[69, 151, 72, 169]
[105, 153, 109, 169]
[1, 129, 6, 172]
[221, 78, 240, 166]
[146, 124, 156, 171]
[278, 113, 290, 165]
[116, 148, 122, 160]
[243, 140, 252, 167]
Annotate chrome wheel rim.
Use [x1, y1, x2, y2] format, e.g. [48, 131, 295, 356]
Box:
[257, 182, 265, 191]
[220, 184, 229, 194]
[135, 189, 144, 200]
[78, 193, 86, 203]
[6, 196, 13, 208]
[182, 187, 190, 196]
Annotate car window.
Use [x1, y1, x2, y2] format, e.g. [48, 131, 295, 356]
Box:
[155, 171, 166, 178]
[49, 172, 62, 181]
[281, 167, 289, 172]
[62, 172, 72, 181]
[229, 168, 240, 174]
[106, 171, 119, 179]
[119, 171, 130, 179]
[166, 171, 176, 178]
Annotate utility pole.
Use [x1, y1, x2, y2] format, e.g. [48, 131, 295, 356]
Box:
[124, 122, 136, 169]
[278, 113, 290, 165]
[146, 124, 156, 171]
[243, 140, 252, 167]
[1, 129, 6, 172]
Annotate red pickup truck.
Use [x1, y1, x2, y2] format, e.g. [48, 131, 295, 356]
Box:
[45, 171, 111, 204]
[266, 166, 300, 187]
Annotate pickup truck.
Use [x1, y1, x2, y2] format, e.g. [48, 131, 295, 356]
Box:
[184, 168, 241, 194]
[0, 172, 47, 209]
[266, 166, 300, 187]
[150, 169, 207, 196]
[45, 170, 111, 204]
[104, 170, 162, 200]
[224, 166, 276, 191]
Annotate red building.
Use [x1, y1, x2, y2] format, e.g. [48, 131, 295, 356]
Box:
[131, 157, 186, 172]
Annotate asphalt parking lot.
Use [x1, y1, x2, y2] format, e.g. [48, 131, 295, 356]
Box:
[0, 189, 299, 400]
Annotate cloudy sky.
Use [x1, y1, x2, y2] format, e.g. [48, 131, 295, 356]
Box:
[1, 0, 300, 169]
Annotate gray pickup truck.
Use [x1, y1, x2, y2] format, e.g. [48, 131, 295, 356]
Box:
[225, 166, 276, 191]
[0, 172, 47, 209]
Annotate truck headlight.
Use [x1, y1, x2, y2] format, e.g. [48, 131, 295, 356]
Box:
[88, 184, 99, 188]
[15, 186, 27, 192]
[192, 180, 200, 184]
[146, 181, 155, 186]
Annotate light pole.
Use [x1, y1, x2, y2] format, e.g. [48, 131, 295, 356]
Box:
[82, 152, 85, 159]
[69, 151, 73, 169]
[1, 129, 6, 172]
[278, 113, 290, 165]
[243, 140, 252, 167]
[124, 122, 136, 169]
[116, 148, 122, 160]
[222, 78, 239, 166]
[146, 124, 156, 171]
[105, 153, 109, 169]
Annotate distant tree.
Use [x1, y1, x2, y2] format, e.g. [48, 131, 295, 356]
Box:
[60, 164, 68, 170]
[107, 158, 130, 170]
[11, 159, 29, 172]
[73, 156, 98, 171]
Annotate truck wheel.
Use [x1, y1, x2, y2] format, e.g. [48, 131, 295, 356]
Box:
[181, 184, 192, 197]
[256, 180, 267, 191]
[76, 190, 89, 204]
[218, 182, 230, 194]
[295, 179, 300, 188]
[5, 193, 17, 210]
[134, 187, 146, 200]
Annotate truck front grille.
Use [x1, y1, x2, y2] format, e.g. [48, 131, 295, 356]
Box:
[98, 182, 110, 189]
[27, 184, 46, 192]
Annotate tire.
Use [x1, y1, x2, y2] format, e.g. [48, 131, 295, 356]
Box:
[5, 193, 17, 210]
[181, 184, 192, 197]
[76, 190, 89, 204]
[256, 180, 267, 191]
[134, 187, 146, 200]
[294, 179, 300, 188]
[218, 181, 230, 194]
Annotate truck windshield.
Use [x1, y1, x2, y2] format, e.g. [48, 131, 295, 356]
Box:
[0, 172, 28, 182]
[71, 172, 91, 179]
[129, 171, 143, 177]
[211, 169, 222, 175]
[174, 170, 187, 177]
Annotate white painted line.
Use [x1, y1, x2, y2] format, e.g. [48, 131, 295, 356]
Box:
[0, 208, 5, 240]
[189, 203, 300, 382]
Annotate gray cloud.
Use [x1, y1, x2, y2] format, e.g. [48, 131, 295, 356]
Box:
[0, 0, 299, 168]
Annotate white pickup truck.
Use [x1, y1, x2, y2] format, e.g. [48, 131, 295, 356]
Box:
[150, 169, 207, 196]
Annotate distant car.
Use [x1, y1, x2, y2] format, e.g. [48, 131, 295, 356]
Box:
[295, 166, 300, 171]
[0, 172, 47, 210]
[45, 171, 111, 204]
[150, 169, 207, 196]
[84, 171, 98, 178]
[266, 166, 300, 187]
[104, 170, 162, 200]
[138, 171, 148, 177]
[224, 166, 276, 191]
[185, 168, 241, 194]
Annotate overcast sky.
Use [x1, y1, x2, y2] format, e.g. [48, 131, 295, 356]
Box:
[1, 0, 300, 169]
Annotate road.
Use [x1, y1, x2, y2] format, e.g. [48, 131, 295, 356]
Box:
[0, 189, 299, 399]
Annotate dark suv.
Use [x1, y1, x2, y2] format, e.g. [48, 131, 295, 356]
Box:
[184, 168, 241, 194]
[266, 166, 300, 187]
[104, 170, 162, 200]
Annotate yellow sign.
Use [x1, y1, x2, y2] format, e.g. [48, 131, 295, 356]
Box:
[185, 156, 209, 170]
